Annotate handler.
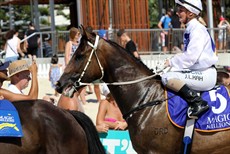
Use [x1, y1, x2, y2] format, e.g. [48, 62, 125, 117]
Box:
[161, 0, 218, 119]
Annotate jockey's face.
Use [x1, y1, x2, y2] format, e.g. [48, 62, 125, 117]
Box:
[177, 6, 195, 24]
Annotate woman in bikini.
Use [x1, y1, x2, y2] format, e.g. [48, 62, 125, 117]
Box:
[96, 84, 127, 132]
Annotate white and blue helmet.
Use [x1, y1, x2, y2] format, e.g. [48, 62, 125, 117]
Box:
[175, 0, 202, 15]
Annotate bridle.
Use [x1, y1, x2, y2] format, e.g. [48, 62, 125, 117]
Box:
[70, 35, 104, 91]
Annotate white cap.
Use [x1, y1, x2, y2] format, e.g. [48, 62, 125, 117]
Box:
[100, 83, 110, 96]
[175, 0, 202, 15]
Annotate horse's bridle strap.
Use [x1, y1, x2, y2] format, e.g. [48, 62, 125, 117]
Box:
[73, 35, 104, 89]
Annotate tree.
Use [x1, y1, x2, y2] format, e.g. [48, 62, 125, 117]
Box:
[149, 0, 159, 28]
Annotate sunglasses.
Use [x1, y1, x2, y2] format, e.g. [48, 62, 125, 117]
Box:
[178, 0, 201, 12]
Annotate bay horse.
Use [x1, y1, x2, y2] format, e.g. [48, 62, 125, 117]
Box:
[0, 99, 105, 154]
[56, 25, 230, 154]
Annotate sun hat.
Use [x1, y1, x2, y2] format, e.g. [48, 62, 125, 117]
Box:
[0, 60, 10, 71]
[175, 0, 202, 15]
[8, 60, 30, 77]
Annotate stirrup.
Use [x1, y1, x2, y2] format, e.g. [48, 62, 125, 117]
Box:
[187, 105, 209, 119]
[187, 107, 198, 119]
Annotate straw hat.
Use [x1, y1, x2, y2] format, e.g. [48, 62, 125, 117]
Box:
[8, 60, 30, 77]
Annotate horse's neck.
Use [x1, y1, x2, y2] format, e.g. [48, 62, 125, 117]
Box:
[103, 53, 165, 115]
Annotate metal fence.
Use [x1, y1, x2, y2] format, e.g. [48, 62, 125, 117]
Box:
[0, 27, 230, 58]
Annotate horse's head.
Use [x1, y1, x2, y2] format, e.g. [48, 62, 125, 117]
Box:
[56, 25, 105, 97]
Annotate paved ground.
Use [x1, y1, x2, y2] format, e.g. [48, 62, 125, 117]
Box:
[2, 77, 100, 124]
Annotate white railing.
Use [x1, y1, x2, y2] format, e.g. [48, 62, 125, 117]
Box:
[33, 53, 230, 78]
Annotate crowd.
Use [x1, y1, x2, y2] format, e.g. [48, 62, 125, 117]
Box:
[0, 24, 131, 133]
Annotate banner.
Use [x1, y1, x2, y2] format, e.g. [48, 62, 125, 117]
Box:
[99, 130, 137, 154]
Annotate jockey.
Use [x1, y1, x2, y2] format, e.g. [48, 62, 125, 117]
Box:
[161, 0, 218, 119]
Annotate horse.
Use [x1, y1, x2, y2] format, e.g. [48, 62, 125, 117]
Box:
[0, 99, 105, 154]
[56, 25, 230, 154]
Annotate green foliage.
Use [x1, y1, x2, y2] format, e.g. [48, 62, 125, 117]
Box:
[41, 18, 49, 25]
[14, 5, 31, 23]
[148, 0, 159, 28]
[0, 9, 9, 21]
[39, 7, 49, 16]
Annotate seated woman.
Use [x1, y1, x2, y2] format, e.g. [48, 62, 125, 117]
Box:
[96, 84, 128, 132]
[0, 60, 38, 101]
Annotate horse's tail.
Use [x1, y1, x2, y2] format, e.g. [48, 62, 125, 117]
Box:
[69, 110, 106, 154]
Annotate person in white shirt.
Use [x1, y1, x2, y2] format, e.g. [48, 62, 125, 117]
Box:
[4, 29, 25, 63]
[161, 0, 218, 119]
[8, 60, 31, 94]
[8, 59, 56, 104]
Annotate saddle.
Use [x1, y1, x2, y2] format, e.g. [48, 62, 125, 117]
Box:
[166, 85, 230, 132]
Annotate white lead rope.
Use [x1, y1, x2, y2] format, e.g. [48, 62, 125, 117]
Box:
[75, 35, 170, 87]
[77, 67, 169, 86]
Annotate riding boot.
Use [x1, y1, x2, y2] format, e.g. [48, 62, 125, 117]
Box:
[178, 85, 209, 119]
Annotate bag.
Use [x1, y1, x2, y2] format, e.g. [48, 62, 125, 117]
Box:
[7, 42, 24, 60]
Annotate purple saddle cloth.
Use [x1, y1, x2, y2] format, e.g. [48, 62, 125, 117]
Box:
[167, 85, 230, 132]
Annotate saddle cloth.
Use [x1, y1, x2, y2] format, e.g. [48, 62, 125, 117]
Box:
[0, 99, 23, 137]
[166, 85, 230, 132]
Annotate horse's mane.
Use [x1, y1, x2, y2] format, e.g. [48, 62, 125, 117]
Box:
[105, 39, 154, 74]
[83, 30, 153, 74]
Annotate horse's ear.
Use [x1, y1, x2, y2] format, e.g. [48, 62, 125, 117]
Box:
[79, 25, 89, 39]
[79, 25, 85, 36]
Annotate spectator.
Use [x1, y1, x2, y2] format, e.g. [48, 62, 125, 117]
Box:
[117, 29, 140, 59]
[4, 29, 25, 63]
[223, 66, 230, 73]
[96, 84, 128, 131]
[98, 29, 107, 39]
[25, 22, 40, 59]
[57, 27, 85, 112]
[7, 59, 56, 103]
[0, 59, 38, 101]
[157, 8, 173, 53]
[42, 34, 53, 57]
[171, 9, 183, 53]
[217, 71, 230, 90]
[8, 60, 31, 94]
[162, 0, 218, 119]
[49, 54, 62, 97]
[217, 16, 230, 51]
